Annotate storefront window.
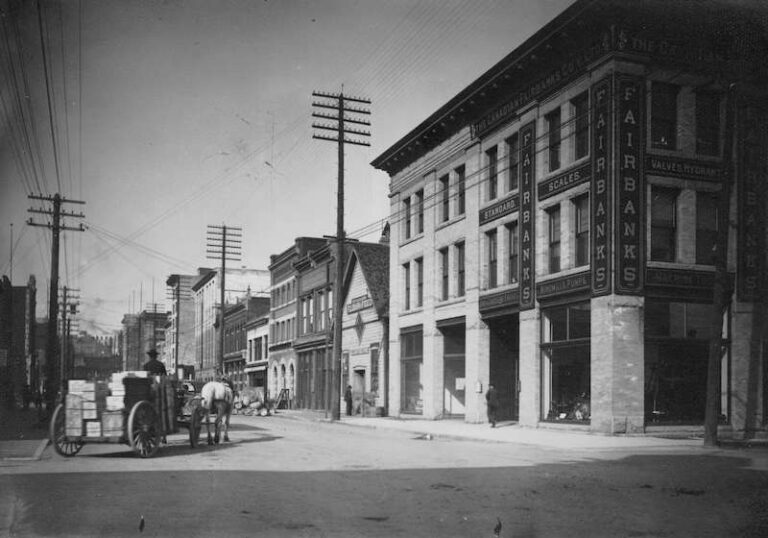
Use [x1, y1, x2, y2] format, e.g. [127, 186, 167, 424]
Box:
[541, 302, 591, 423]
[645, 300, 727, 424]
[401, 329, 423, 414]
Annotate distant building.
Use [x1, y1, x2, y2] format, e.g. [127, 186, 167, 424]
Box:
[165, 273, 199, 375]
[121, 307, 167, 371]
[222, 295, 270, 393]
[245, 305, 270, 401]
[0, 275, 36, 408]
[70, 331, 120, 380]
[192, 267, 270, 382]
[372, 0, 768, 437]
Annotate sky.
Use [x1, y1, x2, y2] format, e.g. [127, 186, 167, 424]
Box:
[0, 0, 574, 336]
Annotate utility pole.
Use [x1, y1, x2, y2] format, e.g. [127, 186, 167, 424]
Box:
[59, 286, 79, 393]
[312, 90, 370, 420]
[206, 224, 242, 378]
[27, 193, 84, 411]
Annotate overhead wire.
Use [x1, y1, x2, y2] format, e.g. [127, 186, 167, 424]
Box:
[35, 0, 63, 193]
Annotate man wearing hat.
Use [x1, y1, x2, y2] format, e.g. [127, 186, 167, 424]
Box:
[143, 349, 167, 376]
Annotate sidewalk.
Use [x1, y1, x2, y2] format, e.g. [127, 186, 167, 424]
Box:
[0, 407, 51, 461]
[274, 409, 708, 451]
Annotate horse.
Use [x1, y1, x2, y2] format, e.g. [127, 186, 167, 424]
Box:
[199, 380, 234, 445]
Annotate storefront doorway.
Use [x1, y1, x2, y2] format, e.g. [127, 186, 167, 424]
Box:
[487, 316, 519, 421]
[401, 327, 423, 414]
[440, 324, 466, 417]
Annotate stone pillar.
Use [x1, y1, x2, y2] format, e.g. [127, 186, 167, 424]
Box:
[590, 294, 644, 434]
[729, 300, 763, 438]
[518, 307, 540, 427]
[466, 316, 489, 423]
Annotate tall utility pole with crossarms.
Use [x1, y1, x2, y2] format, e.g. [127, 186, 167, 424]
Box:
[27, 193, 84, 409]
[312, 90, 370, 420]
[206, 224, 242, 377]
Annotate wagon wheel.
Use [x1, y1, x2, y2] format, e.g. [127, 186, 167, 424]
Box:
[128, 401, 161, 458]
[189, 404, 204, 448]
[49, 403, 84, 457]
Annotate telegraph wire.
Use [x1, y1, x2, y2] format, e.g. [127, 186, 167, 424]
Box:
[35, 0, 63, 193]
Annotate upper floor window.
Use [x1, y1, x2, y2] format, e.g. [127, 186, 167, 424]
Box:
[415, 190, 424, 235]
[456, 165, 466, 215]
[439, 247, 449, 301]
[650, 186, 679, 262]
[696, 91, 721, 156]
[546, 108, 562, 172]
[403, 262, 411, 310]
[439, 174, 450, 223]
[651, 82, 679, 150]
[404, 197, 412, 239]
[696, 191, 719, 265]
[486, 146, 498, 200]
[572, 92, 589, 160]
[456, 242, 466, 297]
[548, 205, 561, 273]
[506, 222, 519, 284]
[317, 291, 325, 331]
[486, 229, 498, 289]
[506, 134, 519, 191]
[415, 257, 424, 307]
[574, 194, 590, 267]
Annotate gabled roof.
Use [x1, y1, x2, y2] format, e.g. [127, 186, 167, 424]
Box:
[342, 242, 389, 319]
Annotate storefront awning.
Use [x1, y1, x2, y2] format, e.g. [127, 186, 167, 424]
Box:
[244, 365, 267, 373]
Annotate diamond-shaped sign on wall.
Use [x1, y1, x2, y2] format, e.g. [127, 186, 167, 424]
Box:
[354, 312, 365, 342]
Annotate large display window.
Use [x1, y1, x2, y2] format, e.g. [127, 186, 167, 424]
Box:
[541, 302, 591, 423]
[644, 300, 728, 424]
[401, 328, 423, 414]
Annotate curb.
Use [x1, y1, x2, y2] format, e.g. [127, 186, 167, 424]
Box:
[0, 438, 50, 462]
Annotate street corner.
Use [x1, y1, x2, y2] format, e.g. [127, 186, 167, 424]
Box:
[0, 438, 50, 462]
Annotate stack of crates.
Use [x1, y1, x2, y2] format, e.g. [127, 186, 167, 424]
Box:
[66, 380, 108, 437]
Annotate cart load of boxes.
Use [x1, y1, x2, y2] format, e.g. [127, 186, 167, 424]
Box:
[65, 371, 151, 438]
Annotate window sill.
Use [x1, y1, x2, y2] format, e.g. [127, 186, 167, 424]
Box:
[537, 265, 590, 281]
[435, 213, 466, 232]
[399, 233, 424, 248]
[646, 261, 715, 272]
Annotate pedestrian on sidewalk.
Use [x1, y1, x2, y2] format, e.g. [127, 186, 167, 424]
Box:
[344, 385, 353, 416]
[486, 383, 499, 427]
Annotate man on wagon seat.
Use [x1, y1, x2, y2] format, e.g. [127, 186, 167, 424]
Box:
[143, 349, 167, 376]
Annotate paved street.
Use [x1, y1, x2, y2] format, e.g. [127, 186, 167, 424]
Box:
[1, 412, 768, 537]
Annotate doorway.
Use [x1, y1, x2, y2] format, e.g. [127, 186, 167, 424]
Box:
[487, 315, 519, 421]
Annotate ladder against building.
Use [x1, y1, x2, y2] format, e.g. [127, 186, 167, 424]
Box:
[273, 388, 290, 410]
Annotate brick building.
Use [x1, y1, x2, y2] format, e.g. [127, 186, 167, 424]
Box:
[267, 237, 327, 409]
[372, 0, 767, 437]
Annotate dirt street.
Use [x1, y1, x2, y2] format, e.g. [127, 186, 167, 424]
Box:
[1, 413, 767, 537]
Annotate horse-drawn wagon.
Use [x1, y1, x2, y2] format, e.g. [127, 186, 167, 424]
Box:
[49, 372, 205, 458]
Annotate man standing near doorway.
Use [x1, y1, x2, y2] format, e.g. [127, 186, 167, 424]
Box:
[486, 383, 499, 427]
